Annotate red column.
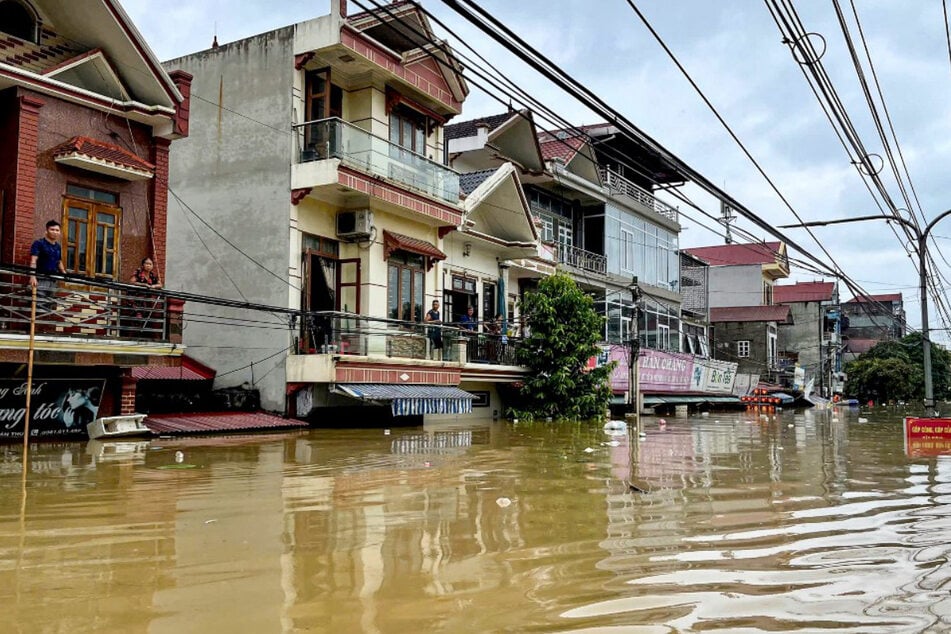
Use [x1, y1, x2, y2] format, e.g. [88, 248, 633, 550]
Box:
[120, 375, 139, 415]
[149, 137, 170, 280]
[11, 93, 44, 265]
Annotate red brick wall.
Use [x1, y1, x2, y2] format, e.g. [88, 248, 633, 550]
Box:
[12, 92, 43, 266]
[149, 137, 170, 281]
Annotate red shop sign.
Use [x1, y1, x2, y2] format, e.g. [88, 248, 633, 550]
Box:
[904, 417, 951, 457]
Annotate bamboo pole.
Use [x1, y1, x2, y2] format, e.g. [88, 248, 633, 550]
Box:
[20, 284, 37, 512]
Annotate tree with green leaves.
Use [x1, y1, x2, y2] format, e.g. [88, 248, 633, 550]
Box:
[844, 333, 951, 402]
[510, 272, 614, 421]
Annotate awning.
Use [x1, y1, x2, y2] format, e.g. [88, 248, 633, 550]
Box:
[334, 384, 473, 416]
[383, 231, 447, 270]
[52, 135, 155, 181]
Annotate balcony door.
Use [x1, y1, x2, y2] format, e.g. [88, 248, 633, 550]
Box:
[303, 68, 342, 157]
[63, 188, 120, 280]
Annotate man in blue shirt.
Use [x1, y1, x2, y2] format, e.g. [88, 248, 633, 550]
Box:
[29, 219, 66, 313]
[459, 305, 477, 331]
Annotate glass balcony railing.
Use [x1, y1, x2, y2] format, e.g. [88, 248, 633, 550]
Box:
[294, 117, 460, 204]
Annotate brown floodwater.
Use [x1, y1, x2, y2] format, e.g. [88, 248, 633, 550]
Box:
[1, 406, 950, 633]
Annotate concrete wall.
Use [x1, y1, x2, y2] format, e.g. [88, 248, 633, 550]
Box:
[708, 264, 764, 308]
[778, 301, 824, 376]
[164, 28, 297, 411]
[713, 320, 771, 376]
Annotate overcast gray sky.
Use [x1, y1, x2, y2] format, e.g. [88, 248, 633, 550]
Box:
[124, 0, 951, 342]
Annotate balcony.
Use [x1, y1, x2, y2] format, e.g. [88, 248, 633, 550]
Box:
[599, 167, 678, 223]
[296, 312, 523, 366]
[293, 118, 460, 204]
[0, 268, 182, 354]
[556, 243, 607, 276]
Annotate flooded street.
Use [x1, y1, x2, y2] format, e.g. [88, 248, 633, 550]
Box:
[2, 408, 951, 633]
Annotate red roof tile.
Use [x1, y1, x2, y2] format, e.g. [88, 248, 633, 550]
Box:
[774, 281, 835, 304]
[51, 136, 154, 173]
[144, 411, 307, 435]
[132, 355, 216, 381]
[383, 230, 446, 262]
[711, 305, 791, 323]
[683, 242, 783, 266]
[538, 134, 587, 163]
[845, 293, 902, 304]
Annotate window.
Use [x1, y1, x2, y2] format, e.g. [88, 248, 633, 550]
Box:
[658, 324, 670, 350]
[63, 187, 120, 279]
[304, 68, 342, 122]
[387, 251, 425, 322]
[537, 215, 554, 242]
[620, 228, 634, 272]
[737, 340, 751, 358]
[767, 327, 778, 368]
[764, 281, 773, 305]
[389, 105, 427, 154]
[0, 0, 37, 43]
[482, 282, 496, 320]
[557, 222, 573, 247]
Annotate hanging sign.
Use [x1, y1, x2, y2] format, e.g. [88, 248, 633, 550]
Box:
[904, 417, 951, 457]
[0, 379, 106, 441]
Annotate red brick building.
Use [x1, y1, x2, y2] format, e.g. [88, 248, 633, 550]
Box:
[0, 0, 190, 438]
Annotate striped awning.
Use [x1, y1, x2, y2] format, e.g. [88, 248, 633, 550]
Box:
[334, 384, 474, 416]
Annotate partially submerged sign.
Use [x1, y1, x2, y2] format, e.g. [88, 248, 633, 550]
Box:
[0, 379, 106, 441]
[904, 417, 951, 457]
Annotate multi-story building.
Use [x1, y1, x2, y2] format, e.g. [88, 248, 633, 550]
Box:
[165, 1, 544, 421]
[774, 281, 840, 394]
[841, 292, 906, 362]
[0, 0, 191, 439]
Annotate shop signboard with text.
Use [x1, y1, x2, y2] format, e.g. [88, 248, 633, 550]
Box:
[639, 350, 695, 392]
[0, 379, 106, 441]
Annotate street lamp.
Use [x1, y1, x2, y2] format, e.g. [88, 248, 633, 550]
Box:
[780, 209, 951, 411]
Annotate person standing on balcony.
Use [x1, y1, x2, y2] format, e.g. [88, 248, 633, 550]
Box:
[425, 299, 443, 359]
[130, 257, 162, 336]
[459, 305, 477, 331]
[29, 220, 66, 314]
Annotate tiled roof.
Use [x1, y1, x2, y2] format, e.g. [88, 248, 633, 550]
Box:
[774, 281, 835, 304]
[459, 169, 496, 195]
[51, 136, 155, 173]
[444, 112, 519, 140]
[538, 134, 587, 163]
[845, 293, 902, 304]
[132, 356, 216, 381]
[711, 305, 791, 323]
[683, 242, 782, 266]
[383, 230, 447, 262]
[144, 411, 307, 435]
[0, 28, 84, 73]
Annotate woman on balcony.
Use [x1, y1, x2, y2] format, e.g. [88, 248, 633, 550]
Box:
[130, 257, 162, 337]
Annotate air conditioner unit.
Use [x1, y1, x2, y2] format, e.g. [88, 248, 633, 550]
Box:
[336, 209, 373, 240]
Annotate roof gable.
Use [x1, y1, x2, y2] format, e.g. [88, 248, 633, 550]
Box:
[463, 163, 538, 245]
[43, 48, 129, 100]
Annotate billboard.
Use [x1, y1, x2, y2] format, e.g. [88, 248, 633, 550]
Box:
[639, 350, 695, 392]
[0, 379, 106, 440]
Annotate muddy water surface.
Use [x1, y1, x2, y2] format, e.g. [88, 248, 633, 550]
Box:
[1, 407, 950, 632]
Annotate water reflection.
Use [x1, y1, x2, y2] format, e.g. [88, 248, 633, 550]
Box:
[0, 411, 949, 632]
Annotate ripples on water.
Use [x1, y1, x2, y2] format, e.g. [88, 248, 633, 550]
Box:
[0, 409, 950, 632]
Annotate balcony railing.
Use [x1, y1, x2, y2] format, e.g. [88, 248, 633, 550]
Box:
[0, 270, 173, 341]
[293, 117, 460, 204]
[297, 311, 523, 367]
[599, 167, 678, 223]
[557, 243, 607, 276]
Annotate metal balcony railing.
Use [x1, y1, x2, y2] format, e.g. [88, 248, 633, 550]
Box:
[293, 117, 460, 204]
[599, 167, 678, 223]
[0, 270, 171, 341]
[296, 311, 522, 366]
[556, 243, 607, 276]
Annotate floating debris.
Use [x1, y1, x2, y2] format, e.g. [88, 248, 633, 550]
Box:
[496, 497, 512, 508]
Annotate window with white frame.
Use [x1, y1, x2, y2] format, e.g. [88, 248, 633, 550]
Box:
[537, 215, 554, 242]
[620, 227, 635, 272]
[737, 340, 751, 358]
[557, 222, 573, 247]
[767, 328, 777, 367]
[658, 324, 670, 350]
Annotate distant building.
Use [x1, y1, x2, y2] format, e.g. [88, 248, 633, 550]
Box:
[841, 293, 905, 362]
[682, 241, 789, 308]
[774, 281, 840, 394]
[710, 305, 792, 381]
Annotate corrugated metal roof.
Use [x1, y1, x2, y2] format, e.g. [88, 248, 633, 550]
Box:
[335, 384, 473, 417]
[774, 281, 835, 304]
[144, 411, 306, 435]
[683, 242, 783, 266]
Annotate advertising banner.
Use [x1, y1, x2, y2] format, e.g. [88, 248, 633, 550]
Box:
[0, 379, 106, 441]
[703, 359, 737, 393]
[638, 349, 694, 392]
[904, 417, 951, 457]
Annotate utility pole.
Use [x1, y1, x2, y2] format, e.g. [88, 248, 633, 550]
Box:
[628, 277, 641, 413]
[781, 208, 951, 412]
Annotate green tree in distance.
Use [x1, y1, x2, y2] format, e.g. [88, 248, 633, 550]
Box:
[511, 273, 614, 421]
[844, 333, 951, 402]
